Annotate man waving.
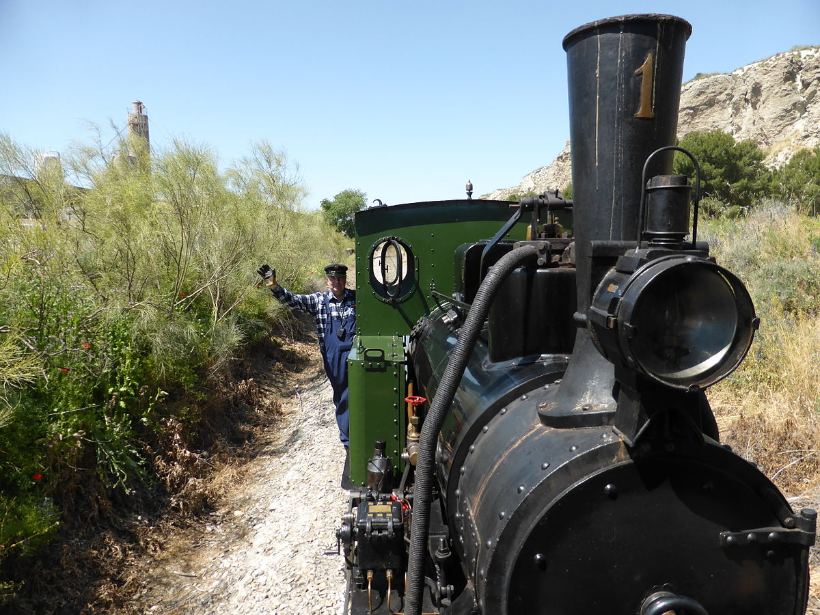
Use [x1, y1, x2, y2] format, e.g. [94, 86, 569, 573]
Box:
[258, 264, 356, 486]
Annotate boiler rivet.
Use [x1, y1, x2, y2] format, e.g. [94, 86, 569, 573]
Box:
[521, 394, 528, 400]
[482, 425, 489, 433]
[469, 445, 475, 453]
[517, 485, 525, 494]
[604, 483, 618, 499]
[541, 462, 550, 470]
[533, 553, 547, 570]
[500, 407, 507, 415]
[784, 517, 796, 528]
[498, 511, 506, 520]
[486, 540, 492, 548]
[570, 445, 578, 452]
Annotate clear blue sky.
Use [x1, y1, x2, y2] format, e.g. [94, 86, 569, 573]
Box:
[1, 1, 817, 208]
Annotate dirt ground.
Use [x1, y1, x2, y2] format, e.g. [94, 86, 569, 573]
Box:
[112, 334, 348, 614]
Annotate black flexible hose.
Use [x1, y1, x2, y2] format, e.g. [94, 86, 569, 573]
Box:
[404, 244, 538, 615]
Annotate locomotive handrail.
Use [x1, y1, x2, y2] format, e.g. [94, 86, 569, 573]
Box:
[479, 206, 523, 277]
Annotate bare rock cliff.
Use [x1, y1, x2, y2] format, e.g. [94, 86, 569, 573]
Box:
[485, 46, 820, 200]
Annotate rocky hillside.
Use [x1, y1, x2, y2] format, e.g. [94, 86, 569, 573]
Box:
[486, 46, 820, 200]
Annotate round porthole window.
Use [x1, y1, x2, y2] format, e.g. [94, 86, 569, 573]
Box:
[369, 237, 416, 303]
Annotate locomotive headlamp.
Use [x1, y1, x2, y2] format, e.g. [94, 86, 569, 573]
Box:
[589, 256, 757, 390]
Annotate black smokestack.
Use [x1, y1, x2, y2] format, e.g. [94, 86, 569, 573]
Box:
[543, 15, 691, 420]
[563, 14, 691, 312]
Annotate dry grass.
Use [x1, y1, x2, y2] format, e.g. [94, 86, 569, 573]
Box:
[703, 206, 819, 496]
[711, 314, 819, 494]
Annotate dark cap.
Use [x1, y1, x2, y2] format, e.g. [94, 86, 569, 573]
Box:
[324, 263, 348, 278]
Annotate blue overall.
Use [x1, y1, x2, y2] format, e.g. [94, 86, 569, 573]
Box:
[321, 304, 356, 447]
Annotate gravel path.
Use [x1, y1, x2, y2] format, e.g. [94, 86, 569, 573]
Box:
[136, 373, 349, 614]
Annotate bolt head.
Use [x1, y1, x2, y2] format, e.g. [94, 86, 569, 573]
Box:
[767, 532, 779, 543]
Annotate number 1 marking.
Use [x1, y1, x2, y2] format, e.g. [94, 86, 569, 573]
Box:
[634, 51, 655, 119]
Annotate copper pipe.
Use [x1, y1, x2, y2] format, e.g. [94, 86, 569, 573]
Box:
[367, 570, 374, 613]
[406, 384, 420, 465]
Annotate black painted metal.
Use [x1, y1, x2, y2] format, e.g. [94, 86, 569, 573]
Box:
[589, 253, 757, 391]
[411, 306, 568, 539]
[479, 207, 523, 277]
[550, 13, 692, 422]
[404, 246, 539, 615]
[564, 14, 690, 312]
[453, 241, 515, 303]
[640, 592, 709, 615]
[636, 145, 702, 249]
[643, 175, 691, 244]
[443, 380, 804, 614]
[487, 266, 576, 362]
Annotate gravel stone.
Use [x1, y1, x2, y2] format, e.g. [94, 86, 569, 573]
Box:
[134, 375, 349, 614]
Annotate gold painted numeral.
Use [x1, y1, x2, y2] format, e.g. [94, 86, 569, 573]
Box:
[634, 52, 655, 119]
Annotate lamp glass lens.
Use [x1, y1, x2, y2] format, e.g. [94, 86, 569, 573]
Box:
[630, 266, 738, 384]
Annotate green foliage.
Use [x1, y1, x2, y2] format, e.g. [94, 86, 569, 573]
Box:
[0, 494, 59, 557]
[702, 202, 819, 319]
[703, 206, 819, 487]
[561, 183, 573, 199]
[0, 132, 351, 566]
[674, 130, 772, 214]
[772, 146, 820, 215]
[320, 189, 366, 237]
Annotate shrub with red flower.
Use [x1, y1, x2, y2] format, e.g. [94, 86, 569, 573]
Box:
[32, 473, 44, 482]
[57, 367, 71, 374]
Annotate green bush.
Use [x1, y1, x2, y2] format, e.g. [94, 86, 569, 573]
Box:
[0, 132, 351, 564]
[701, 202, 818, 318]
[772, 146, 820, 215]
[703, 205, 820, 493]
[674, 130, 772, 213]
[320, 189, 366, 237]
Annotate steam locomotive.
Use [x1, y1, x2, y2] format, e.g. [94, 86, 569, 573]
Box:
[337, 14, 816, 615]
